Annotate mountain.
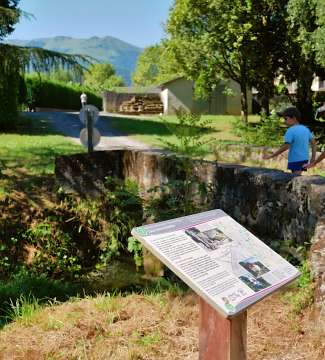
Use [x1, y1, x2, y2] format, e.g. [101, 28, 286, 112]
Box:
[7, 36, 143, 84]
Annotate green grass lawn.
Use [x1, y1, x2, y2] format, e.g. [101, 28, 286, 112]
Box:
[107, 114, 260, 149]
[0, 116, 84, 197]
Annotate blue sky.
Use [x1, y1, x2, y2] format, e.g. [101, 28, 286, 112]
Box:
[9, 0, 174, 48]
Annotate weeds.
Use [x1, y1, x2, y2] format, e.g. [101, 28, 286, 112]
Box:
[5, 294, 42, 326]
[232, 112, 284, 147]
[282, 261, 314, 316]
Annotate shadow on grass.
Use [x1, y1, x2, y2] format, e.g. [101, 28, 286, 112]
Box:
[0, 264, 188, 328]
[102, 115, 217, 137]
[0, 143, 84, 197]
[1, 115, 59, 136]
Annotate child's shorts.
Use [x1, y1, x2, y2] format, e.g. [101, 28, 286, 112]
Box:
[288, 160, 308, 172]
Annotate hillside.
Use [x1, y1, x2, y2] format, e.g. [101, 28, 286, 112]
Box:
[8, 36, 143, 84]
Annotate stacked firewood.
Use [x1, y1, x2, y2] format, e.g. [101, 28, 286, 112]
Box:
[119, 95, 163, 114]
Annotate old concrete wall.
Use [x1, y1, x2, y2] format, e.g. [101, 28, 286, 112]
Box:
[164, 78, 195, 115]
[55, 149, 325, 318]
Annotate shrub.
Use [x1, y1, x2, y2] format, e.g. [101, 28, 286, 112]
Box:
[25, 75, 102, 110]
[232, 112, 285, 147]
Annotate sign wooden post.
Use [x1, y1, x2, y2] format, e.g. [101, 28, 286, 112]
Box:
[199, 298, 247, 360]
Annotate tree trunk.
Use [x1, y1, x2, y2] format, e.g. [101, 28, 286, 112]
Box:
[295, 65, 315, 124]
[240, 85, 248, 124]
[260, 96, 270, 116]
[240, 61, 248, 123]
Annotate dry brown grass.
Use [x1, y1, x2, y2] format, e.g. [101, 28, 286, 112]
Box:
[0, 290, 324, 360]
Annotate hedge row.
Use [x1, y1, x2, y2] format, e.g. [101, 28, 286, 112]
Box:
[25, 77, 102, 110]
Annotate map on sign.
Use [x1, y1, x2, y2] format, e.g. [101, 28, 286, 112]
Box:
[132, 209, 300, 318]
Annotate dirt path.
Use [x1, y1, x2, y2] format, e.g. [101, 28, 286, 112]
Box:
[25, 111, 153, 151]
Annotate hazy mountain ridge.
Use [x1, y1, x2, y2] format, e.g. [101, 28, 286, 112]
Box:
[8, 36, 143, 84]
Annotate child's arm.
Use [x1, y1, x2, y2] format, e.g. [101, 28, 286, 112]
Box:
[262, 143, 290, 160]
[310, 138, 317, 164]
[304, 150, 325, 169]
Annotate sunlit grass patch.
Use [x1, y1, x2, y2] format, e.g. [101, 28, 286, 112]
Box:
[5, 295, 42, 326]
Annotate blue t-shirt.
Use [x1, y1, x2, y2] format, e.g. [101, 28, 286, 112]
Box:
[284, 124, 314, 163]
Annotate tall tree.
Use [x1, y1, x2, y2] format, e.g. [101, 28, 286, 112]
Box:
[283, 0, 319, 123]
[167, 0, 262, 122]
[247, 1, 288, 115]
[0, 1, 87, 130]
[167, 0, 292, 120]
[314, 0, 325, 67]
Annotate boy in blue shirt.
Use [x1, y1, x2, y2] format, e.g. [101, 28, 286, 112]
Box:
[263, 107, 317, 175]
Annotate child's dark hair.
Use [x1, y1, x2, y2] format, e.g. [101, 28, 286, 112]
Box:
[277, 107, 301, 121]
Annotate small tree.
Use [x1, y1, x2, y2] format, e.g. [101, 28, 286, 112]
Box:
[146, 110, 214, 221]
[132, 43, 179, 86]
[83, 62, 124, 91]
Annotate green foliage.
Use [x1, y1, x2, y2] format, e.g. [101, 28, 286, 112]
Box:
[103, 74, 125, 90]
[25, 75, 102, 110]
[132, 43, 179, 86]
[166, 0, 289, 120]
[0, 1, 89, 130]
[146, 110, 214, 221]
[0, 1, 20, 40]
[0, 270, 79, 326]
[25, 220, 82, 278]
[283, 0, 319, 121]
[314, 0, 325, 67]
[46, 69, 81, 84]
[56, 177, 144, 273]
[232, 112, 284, 146]
[98, 177, 144, 265]
[0, 177, 143, 279]
[127, 237, 143, 270]
[5, 294, 42, 325]
[8, 35, 142, 84]
[160, 109, 213, 158]
[282, 261, 314, 315]
[83, 62, 125, 91]
[0, 44, 21, 129]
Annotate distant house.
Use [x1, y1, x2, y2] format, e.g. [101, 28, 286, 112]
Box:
[102, 77, 252, 115]
[158, 77, 252, 116]
[274, 76, 325, 95]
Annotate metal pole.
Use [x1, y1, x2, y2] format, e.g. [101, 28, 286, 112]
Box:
[86, 108, 93, 153]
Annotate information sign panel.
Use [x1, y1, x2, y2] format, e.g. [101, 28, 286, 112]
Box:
[132, 209, 300, 318]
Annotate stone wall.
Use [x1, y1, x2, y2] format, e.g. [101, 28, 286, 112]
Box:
[55, 149, 325, 318]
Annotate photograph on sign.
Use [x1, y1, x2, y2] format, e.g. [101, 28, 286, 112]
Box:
[131, 209, 300, 318]
[79, 105, 99, 125]
[80, 127, 101, 148]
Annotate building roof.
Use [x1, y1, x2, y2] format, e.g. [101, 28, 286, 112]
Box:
[158, 76, 186, 89]
[111, 86, 161, 94]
